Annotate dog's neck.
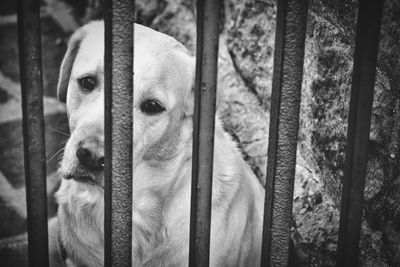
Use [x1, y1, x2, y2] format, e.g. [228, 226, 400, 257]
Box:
[56, 180, 104, 267]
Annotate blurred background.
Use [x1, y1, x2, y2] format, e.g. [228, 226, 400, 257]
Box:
[0, 0, 400, 266]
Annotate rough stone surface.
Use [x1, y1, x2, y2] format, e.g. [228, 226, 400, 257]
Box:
[303, 1, 400, 265]
[225, 0, 276, 110]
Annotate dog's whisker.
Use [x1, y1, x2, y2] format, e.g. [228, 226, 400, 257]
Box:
[48, 126, 70, 137]
[47, 148, 65, 163]
[59, 140, 68, 146]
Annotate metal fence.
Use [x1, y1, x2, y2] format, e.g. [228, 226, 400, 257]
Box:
[16, 0, 384, 266]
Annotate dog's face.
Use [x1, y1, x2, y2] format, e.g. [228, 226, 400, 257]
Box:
[58, 22, 195, 188]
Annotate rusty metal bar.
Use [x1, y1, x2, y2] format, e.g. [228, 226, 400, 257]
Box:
[103, 0, 135, 266]
[336, 1, 384, 266]
[189, 0, 221, 266]
[16, 0, 49, 266]
[260, 0, 308, 266]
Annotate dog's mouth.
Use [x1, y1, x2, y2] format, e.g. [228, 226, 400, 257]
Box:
[64, 174, 98, 186]
[63, 168, 103, 188]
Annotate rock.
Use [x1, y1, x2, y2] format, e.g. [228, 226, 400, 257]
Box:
[304, 1, 400, 265]
[224, 0, 276, 110]
[150, 0, 197, 53]
[217, 39, 269, 183]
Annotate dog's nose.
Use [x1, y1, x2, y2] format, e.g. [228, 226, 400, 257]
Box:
[76, 142, 104, 171]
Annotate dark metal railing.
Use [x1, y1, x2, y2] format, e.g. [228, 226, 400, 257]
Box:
[189, 0, 221, 266]
[336, 1, 384, 266]
[261, 0, 309, 265]
[104, 0, 135, 266]
[14, 0, 385, 266]
[16, 0, 49, 266]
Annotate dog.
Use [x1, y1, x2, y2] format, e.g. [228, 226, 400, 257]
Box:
[53, 21, 265, 267]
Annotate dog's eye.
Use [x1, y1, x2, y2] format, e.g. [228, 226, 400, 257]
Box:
[140, 99, 166, 115]
[78, 76, 97, 91]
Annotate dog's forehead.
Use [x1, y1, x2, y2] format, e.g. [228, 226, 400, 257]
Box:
[76, 22, 190, 67]
[74, 22, 193, 100]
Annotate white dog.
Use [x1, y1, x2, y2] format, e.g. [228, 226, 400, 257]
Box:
[53, 21, 265, 267]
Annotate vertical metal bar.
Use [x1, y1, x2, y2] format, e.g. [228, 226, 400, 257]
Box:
[16, 0, 49, 266]
[104, 0, 135, 266]
[336, 1, 383, 266]
[260, 0, 308, 266]
[189, 0, 221, 266]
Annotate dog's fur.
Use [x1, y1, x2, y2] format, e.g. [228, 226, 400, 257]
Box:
[55, 21, 265, 267]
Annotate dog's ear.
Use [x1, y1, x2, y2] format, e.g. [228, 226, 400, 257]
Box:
[57, 29, 86, 103]
[183, 83, 195, 117]
[183, 56, 196, 117]
[183, 57, 221, 117]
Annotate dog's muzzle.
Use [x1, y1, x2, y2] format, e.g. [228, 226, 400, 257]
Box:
[63, 167, 102, 187]
[63, 137, 104, 187]
[76, 139, 104, 171]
